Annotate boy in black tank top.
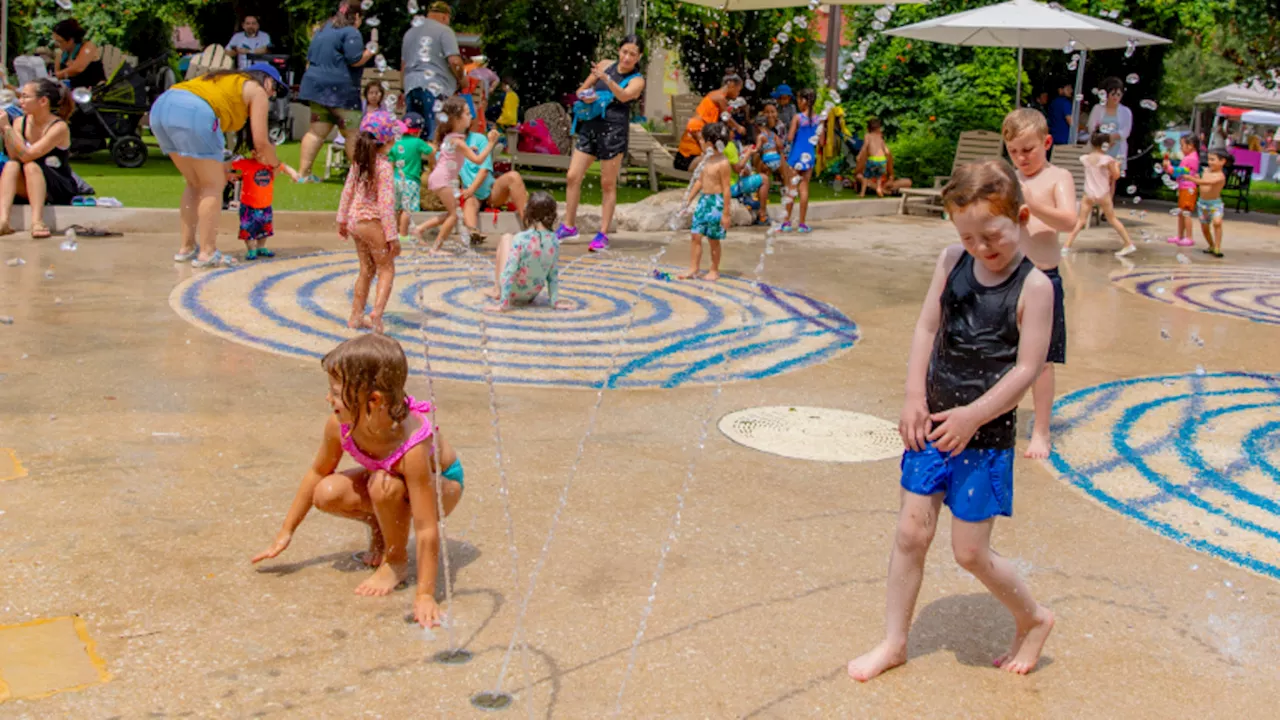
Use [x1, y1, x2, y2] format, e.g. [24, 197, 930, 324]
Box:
[850, 160, 1057, 683]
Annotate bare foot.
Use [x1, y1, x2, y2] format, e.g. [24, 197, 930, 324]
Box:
[347, 314, 364, 330]
[368, 313, 385, 334]
[486, 287, 501, 300]
[996, 607, 1055, 674]
[704, 271, 721, 282]
[354, 561, 410, 597]
[1024, 431, 1051, 460]
[677, 269, 700, 280]
[0, 223, 15, 237]
[848, 639, 907, 682]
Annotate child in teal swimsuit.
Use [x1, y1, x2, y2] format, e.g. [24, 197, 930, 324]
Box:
[251, 334, 463, 629]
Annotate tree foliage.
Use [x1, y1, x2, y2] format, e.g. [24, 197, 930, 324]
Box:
[646, 0, 819, 98]
[11, 0, 200, 59]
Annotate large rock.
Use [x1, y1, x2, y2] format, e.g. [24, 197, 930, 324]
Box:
[614, 189, 759, 233]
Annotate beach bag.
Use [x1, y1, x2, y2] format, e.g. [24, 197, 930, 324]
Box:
[570, 73, 640, 134]
[517, 119, 560, 155]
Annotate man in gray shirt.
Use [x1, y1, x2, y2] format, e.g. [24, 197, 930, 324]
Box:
[228, 16, 272, 70]
[402, 1, 466, 138]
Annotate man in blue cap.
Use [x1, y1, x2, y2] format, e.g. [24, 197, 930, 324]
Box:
[771, 84, 796, 140]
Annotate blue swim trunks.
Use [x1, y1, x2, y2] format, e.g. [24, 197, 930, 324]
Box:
[761, 151, 781, 171]
[690, 193, 726, 241]
[900, 443, 1014, 522]
[731, 173, 764, 199]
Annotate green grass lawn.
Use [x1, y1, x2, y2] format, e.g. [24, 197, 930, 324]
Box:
[75, 140, 873, 211]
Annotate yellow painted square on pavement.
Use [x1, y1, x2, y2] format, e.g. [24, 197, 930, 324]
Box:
[0, 616, 111, 702]
[0, 448, 26, 482]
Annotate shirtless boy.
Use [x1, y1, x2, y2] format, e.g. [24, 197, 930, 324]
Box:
[1190, 149, 1229, 257]
[678, 122, 733, 281]
[856, 118, 892, 196]
[1002, 109, 1077, 460]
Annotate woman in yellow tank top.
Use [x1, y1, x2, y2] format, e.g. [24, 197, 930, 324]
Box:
[149, 64, 282, 268]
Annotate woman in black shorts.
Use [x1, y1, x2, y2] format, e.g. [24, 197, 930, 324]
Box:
[557, 35, 645, 252]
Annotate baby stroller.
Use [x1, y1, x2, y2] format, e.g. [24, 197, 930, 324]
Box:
[69, 51, 173, 168]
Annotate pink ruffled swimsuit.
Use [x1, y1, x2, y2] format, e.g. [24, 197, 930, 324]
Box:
[340, 396, 436, 473]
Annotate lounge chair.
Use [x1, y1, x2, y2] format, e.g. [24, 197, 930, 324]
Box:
[626, 124, 691, 191]
[668, 93, 700, 152]
[185, 44, 232, 80]
[898, 130, 1004, 215]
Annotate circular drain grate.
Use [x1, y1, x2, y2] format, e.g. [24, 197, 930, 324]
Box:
[718, 406, 903, 463]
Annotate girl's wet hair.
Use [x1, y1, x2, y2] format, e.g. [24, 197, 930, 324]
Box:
[434, 95, 469, 147]
[352, 132, 383, 192]
[1089, 131, 1110, 149]
[322, 334, 410, 431]
[523, 191, 557, 230]
[364, 80, 384, 104]
[941, 160, 1025, 222]
[797, 88, 816, 110]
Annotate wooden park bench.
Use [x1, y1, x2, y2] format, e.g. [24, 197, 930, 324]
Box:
[898, 130, 1005, 216]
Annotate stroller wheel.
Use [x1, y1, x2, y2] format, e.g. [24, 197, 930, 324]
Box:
[268, 126, 288, 146]
[112, 136, 148, 168]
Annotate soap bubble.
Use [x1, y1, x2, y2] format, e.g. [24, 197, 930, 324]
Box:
[1122, 19, 1132, 27]
[361, 0, 373, 9]
[1126, 185, 1137, 194]
[783, 20, 793, 33]
[1108, 9, 1119, 18]
[1176, 253, 1190, 264]
[365, 16, 381, 27]
[411, 15, 426, 27]
[5, 258, 24, 266]
[420, 36, 433, 48]
[1063, 40, 1077, 54]
[874, 8, 893, 22]
[383, 94, 398, 112]
[56, 0, 73, 8]
[408, 0, 420, 12]
[427, 81, 444, 95]
[1160, 328, 1171, 340]
[72, 87, 93, 105]
[366, 41, 379, 54]
[1075, 93, 1084, 102]
[760, 59, 772, 71]
[871, 21, 885, 31]
[1194, 365, 1206, 375]
[745, 79, 756, 91]
[838, 80, 849, 91]
[436, 112, 449, 124]
[1125, 40, 1137, 58]
[44, 268, 54, 280]
[374, 54, 388, 72]
[720, 112, 731, 122]
[1126, 73, 1140, 84]
[794, 16, 808, 29]
[777, 32, 789, 43]
[1168, 207, 1181, 216]
[1140, 99, 1158, 111]
[770, 44, 780, 58]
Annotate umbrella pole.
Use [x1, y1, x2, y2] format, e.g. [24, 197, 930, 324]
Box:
[1015, 46, 1023, 107]
[1069, 49, 1087, 145]
[824, 6, 842, 88]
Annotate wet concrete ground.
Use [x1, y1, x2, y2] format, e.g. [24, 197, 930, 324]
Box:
[2, 210, 1279, 717]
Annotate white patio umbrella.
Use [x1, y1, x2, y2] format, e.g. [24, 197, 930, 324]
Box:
[884, 0, 1169, 136]
[678, 0, 919, 10]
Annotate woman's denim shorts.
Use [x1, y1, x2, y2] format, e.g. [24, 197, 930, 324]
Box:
[150, 89, 225, 161]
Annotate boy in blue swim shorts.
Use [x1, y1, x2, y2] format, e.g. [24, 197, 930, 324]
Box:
[678, 122, 733, 282]
[849, 159, 1056, 683]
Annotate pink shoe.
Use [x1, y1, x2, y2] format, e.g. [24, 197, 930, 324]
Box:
[1165, 236, 1181, 244]
[1176, 237, 1195, 247]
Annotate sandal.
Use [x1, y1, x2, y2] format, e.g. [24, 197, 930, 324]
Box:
[30, 222, 51, 239]
[245, 248, 259, 261]
[255, 247, 275, 258]
[191, 251, 235, 269]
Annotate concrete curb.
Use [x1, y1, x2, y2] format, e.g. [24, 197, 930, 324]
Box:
[5, 197, 901, 235]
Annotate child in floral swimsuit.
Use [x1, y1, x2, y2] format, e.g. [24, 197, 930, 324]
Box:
[487, 192, 570, 311]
